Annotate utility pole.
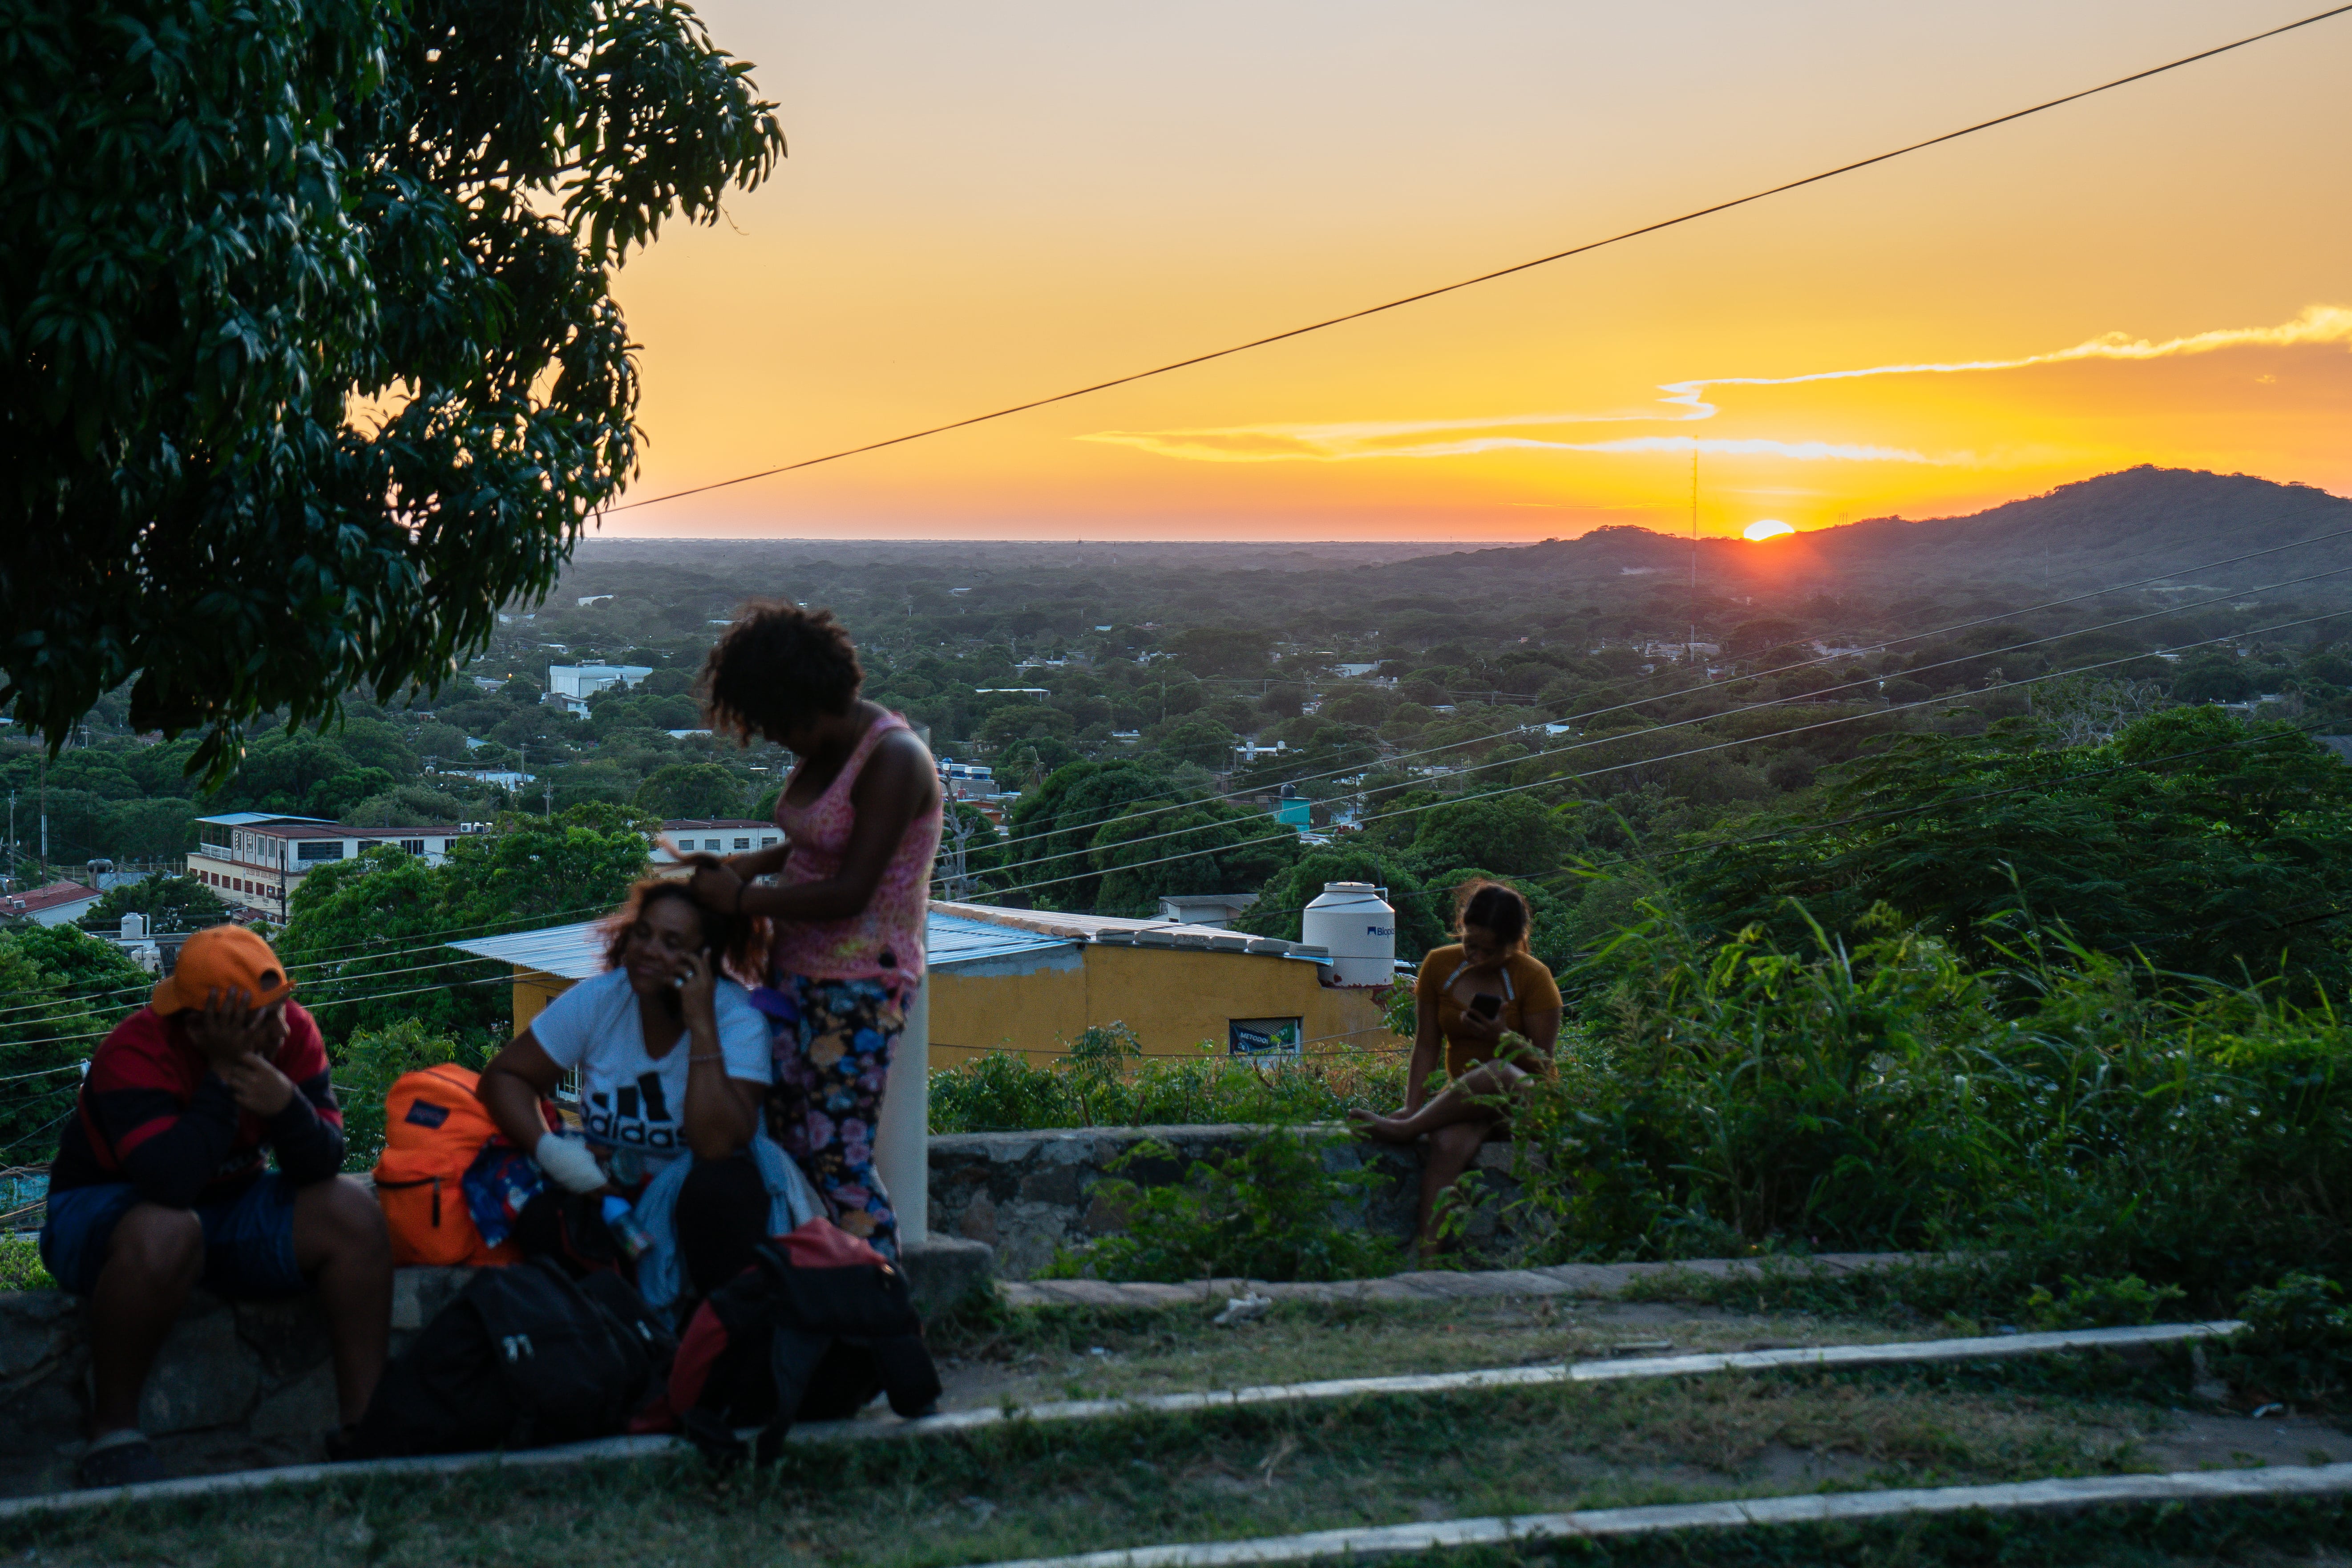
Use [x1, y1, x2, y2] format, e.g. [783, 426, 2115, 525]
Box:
[1687, 447, 1699, 674]
[37, 753, 47, 868]
[5, 789, 13, 888]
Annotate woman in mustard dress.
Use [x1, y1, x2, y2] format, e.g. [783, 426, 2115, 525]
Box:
[1352, 880, 1561, 1257]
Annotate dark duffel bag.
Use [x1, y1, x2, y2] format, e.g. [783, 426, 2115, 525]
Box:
[345, 1257, 675, 1458]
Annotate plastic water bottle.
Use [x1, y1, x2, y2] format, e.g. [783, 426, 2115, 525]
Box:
[601, 1195, 655, 1260]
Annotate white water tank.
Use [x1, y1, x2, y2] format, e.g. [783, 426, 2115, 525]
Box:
[1300, 882, 1397, 987]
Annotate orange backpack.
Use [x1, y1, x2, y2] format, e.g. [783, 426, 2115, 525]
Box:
[373, 1065, 521, 1268]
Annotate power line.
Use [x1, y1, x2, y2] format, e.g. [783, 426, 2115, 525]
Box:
[964, 562, 2352, 886]
[946, 521, 2352, 870]
[970, 607, 2351, 902]
[609, 4, 2352, 513]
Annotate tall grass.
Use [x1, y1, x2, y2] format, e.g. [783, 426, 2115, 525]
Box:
[929, 1025, 1408, 1133]
[1494, 900, 2352, 1309]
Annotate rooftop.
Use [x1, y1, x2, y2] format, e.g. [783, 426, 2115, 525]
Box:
[3, 881, 102, 916]
[216, 823, 462, 841]
[447, 901, 1330, 982]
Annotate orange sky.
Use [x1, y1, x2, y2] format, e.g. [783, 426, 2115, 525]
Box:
[601, 1, 2352, 542]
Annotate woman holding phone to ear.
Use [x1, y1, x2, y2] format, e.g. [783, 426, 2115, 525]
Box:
[476, 879, 774, 1295]
[1351, 880, 1560, 1257]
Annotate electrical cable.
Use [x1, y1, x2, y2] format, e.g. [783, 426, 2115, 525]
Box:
[0, 894, 635, 1027]
[609, 3, 2352, 513]
[961, 564, 2352, 886]
[944, 522, 2352, 871]
[970, 606, 2352, 901]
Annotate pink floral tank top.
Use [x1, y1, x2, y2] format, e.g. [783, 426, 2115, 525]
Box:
[768, 710, 942, 987]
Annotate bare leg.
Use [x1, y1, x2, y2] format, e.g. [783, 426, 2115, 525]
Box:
[292, 1176, 392, 1427]
[86, 1205, 204, 1436]
[1351, 1062, 1529, 1143]
[1414, 1121, 1491, 1260]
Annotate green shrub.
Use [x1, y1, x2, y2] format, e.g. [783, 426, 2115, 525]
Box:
[2219, 1272, 2352, 1404]
[334, 1019, 487, 1172]
[1042, 1129, 1401, 1284]
[929, 1029, 1406, 1134]
[2023, 1273, 2186, 1330]
[0, 1237, 54, 1292]
[1486, 899, 2352, 1311]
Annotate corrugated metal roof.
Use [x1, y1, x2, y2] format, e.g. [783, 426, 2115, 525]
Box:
[449, 908, 1079, 981]
[449, 921, 608, 980]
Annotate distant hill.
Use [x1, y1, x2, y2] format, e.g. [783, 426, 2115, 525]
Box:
[1354, 467, 2352, 603]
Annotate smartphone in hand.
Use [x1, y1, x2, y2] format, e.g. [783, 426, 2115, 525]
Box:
[1470, 993, 1503, 1020]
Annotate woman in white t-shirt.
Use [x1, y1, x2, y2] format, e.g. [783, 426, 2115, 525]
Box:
[477, 880, 773, 1295]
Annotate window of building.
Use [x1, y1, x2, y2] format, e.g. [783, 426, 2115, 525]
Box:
[703, 838, 721, 851]
[761, 836, 779, 847]
[733, 837, 751, 851]
[296, 841, 344, 863]
[399, 839, 426, 856]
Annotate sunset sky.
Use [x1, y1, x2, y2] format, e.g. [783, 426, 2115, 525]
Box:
[603, 1, 2352, 542]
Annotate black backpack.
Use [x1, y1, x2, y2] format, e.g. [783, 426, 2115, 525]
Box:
[653, 1223, 942, 1465]
[346, 1257, 676, 1458]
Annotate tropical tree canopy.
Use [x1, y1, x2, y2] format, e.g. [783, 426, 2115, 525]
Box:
[1, 0, 787, 780]
[1679, 707, 2352, 992]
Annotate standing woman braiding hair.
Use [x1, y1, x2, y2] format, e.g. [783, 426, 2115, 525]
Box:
[676, 602, 943, 1260]
[1352, 878, 1561, 1258]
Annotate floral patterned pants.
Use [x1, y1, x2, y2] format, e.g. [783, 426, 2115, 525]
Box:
[763, 974, 906, 1260]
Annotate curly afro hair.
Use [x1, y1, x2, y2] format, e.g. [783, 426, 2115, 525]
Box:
[699, 601, 864, 742]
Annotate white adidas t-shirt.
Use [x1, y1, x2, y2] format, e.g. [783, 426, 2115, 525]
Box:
[528, 968, 773, 1172]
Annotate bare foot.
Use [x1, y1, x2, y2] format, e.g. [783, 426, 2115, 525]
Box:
[1348, 1107, 1415, 1144]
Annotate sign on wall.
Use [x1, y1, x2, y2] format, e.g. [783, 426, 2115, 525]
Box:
[1229, 1016, 1304, 1058]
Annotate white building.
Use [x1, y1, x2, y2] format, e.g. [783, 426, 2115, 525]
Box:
[650, 820, 782, 863]
[546, 664, 652, 701]
[186, 814, 468, 920]
[2, 881, 103, 926]
[937, 760, 995, 801]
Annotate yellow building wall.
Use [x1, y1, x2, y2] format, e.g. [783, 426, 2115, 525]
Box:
[929, 946, 1403, 1066]
[504, 949, 1405, 1064]
[509, 970, 572, 1037]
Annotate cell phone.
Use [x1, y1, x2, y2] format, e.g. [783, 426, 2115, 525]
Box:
[1470, 993, 1503, 1020]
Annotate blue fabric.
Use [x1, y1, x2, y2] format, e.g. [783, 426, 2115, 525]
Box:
[633, 1131, 820, 1320]
[462, 1141, 546, 1250]
[41, 1173, 307, 1299]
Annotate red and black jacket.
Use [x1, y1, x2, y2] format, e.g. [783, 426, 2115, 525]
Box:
[52, 1003, 345, 1207]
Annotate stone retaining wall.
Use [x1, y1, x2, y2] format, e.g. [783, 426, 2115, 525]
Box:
[932, 1123, 1528, 1278]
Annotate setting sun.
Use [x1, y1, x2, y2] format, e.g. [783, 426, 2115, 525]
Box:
[1743, 519, 1796, 541]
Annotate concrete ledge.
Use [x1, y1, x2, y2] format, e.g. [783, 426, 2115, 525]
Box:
[998, 1252, 1938, 1310]
[958, 1462, 2352, 1568]
[904, 1236, 994, 1320]
[0, 1318, 2259, 1519]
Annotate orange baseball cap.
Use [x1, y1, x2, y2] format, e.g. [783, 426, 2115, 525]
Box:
[151, 925, 295, 1015]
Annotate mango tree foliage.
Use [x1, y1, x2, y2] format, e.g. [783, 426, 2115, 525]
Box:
[278, 803, 654, 1044]
[0, 0, 786, 780]
[1680, 707, 2352, 992]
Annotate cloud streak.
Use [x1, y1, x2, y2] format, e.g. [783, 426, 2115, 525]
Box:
[1080, 303, 2352, 465]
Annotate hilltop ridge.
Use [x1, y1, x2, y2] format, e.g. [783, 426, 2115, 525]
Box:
[1358, 467, 2352, 599]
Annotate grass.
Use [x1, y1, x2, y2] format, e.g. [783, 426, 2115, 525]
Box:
[925, 1293, 1958, 1410]
[0, 1359, 2316, 1568]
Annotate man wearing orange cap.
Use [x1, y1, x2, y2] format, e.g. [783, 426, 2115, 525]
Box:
[40, 925, 390, 1487]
